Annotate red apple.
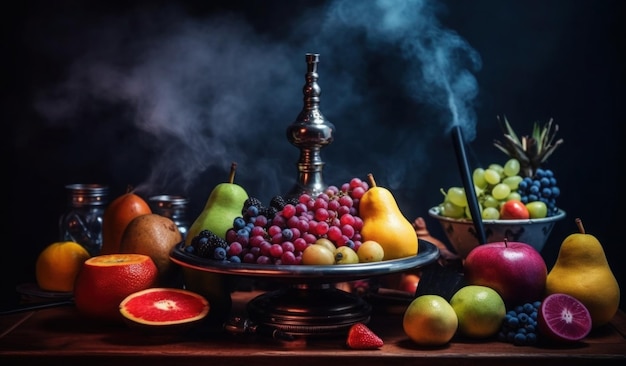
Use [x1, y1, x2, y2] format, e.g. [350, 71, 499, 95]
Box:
[463, 239, 547, 306]
[500, 200, 530, 220]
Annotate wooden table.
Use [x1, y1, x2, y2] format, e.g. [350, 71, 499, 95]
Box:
[1, 290, 625, 365]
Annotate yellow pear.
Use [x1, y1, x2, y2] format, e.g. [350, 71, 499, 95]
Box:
[545, 218, 620, 328]
[359, 173, 418, 260]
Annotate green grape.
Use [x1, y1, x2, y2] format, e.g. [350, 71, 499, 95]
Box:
[482, 194, 500, 208]
[492, 183, 511, 200]
[526, 201, 548, 219]
[441, 201, 465, 218]
[484, 169, 501, 185]
[464, 203, 482, 219]
[447, 187, 468, 208]
[472, 168, 488, 189]
[503, 158, 521, 177]
[481, 207, 500, 220]
[507, 192, 522, 201]
[503, 175, 523, 190]
[488, 164, 504, 177]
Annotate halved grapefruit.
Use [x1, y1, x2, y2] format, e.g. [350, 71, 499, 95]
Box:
[119, 287, 209, 332]
[537, 293, 592, 343]
[74, 254, 158, 322]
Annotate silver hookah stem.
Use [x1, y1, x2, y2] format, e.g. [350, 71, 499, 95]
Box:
[285, 53, 335, 198]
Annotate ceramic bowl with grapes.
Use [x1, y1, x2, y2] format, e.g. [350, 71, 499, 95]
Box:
[428, 206, 566, 258]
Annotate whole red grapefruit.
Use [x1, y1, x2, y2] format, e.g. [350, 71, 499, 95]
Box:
[74, 254, 158, 322]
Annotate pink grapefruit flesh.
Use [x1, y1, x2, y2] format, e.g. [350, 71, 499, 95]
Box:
[119, 288, 209, 329]
[538, 293, 592, 342]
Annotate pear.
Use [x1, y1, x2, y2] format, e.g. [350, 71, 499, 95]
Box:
[359, 173, 418, 260]
[185, 162, 249, 243]
[545, 218, 620, 328]
[183, 162, 248, 325]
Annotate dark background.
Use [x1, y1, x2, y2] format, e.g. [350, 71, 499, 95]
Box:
[4, 0, 624, 310]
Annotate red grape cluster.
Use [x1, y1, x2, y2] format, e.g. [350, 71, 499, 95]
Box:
[223, 177, 370, 265]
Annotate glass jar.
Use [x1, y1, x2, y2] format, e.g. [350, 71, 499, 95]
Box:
[148, 195, 189, 239]
[59, 184, 109, 256]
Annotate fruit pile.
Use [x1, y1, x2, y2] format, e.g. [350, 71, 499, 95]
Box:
[183, 170, 420, 265]
[185, 177, 379, 265]
[436, 117, 563, 220]
[401, 217, 619, 348]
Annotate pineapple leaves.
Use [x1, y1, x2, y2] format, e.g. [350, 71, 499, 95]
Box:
[493, 115, 563, 178]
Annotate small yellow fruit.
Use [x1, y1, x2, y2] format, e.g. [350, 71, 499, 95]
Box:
[36, 241, 91, 292]
[315, 238, 336, 253]
[357, 240, 384, 263]
[334, 246, 359, 264]
[403, 294, 458, 346]
[301, 244, 335, 265]
[449, 285, 506, 339]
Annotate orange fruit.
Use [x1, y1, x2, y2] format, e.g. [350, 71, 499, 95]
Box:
[119, 213, 183, 284]
[73, 254, 158, 322]
[101, 188, 152, 255]
[35, 241, 91, 292]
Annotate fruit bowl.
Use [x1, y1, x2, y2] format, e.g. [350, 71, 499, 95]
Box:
[428, 206, 566, 258]
[171, 240, 440, 336]
[170, 239, 440, 284]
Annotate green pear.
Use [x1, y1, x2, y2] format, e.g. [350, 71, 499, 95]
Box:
[185, 162, 249, 244]
[545, 218, 620, 328]
[183, 162, 248, 325]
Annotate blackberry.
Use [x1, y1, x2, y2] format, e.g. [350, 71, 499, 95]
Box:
[269, 195, 287, 210]
[260, 206, 278, 219]
[190, 230, 229, 259]
[285, 196, 299, 206]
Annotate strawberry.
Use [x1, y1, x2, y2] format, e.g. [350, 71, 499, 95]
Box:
[346, 322, 383, 349]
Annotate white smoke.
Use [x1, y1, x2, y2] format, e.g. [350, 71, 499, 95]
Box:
[31, 0, 481, 204]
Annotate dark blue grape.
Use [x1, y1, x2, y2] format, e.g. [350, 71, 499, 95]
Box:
[518, 313, 529, 324]
[535, 168, 546, 178]
[513, 333, 527, 346]
[213, 247, 227, 260]
[499, 301, 541, 346]
[228, 255, 241, 263]
[523, 303, 535, 313]
[233, 217, 246, 230]
[281, 228, 293, 240]
[506, 331, 516, 342]
[506, 316, 520, 327]
[246, 205, 259, 217]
